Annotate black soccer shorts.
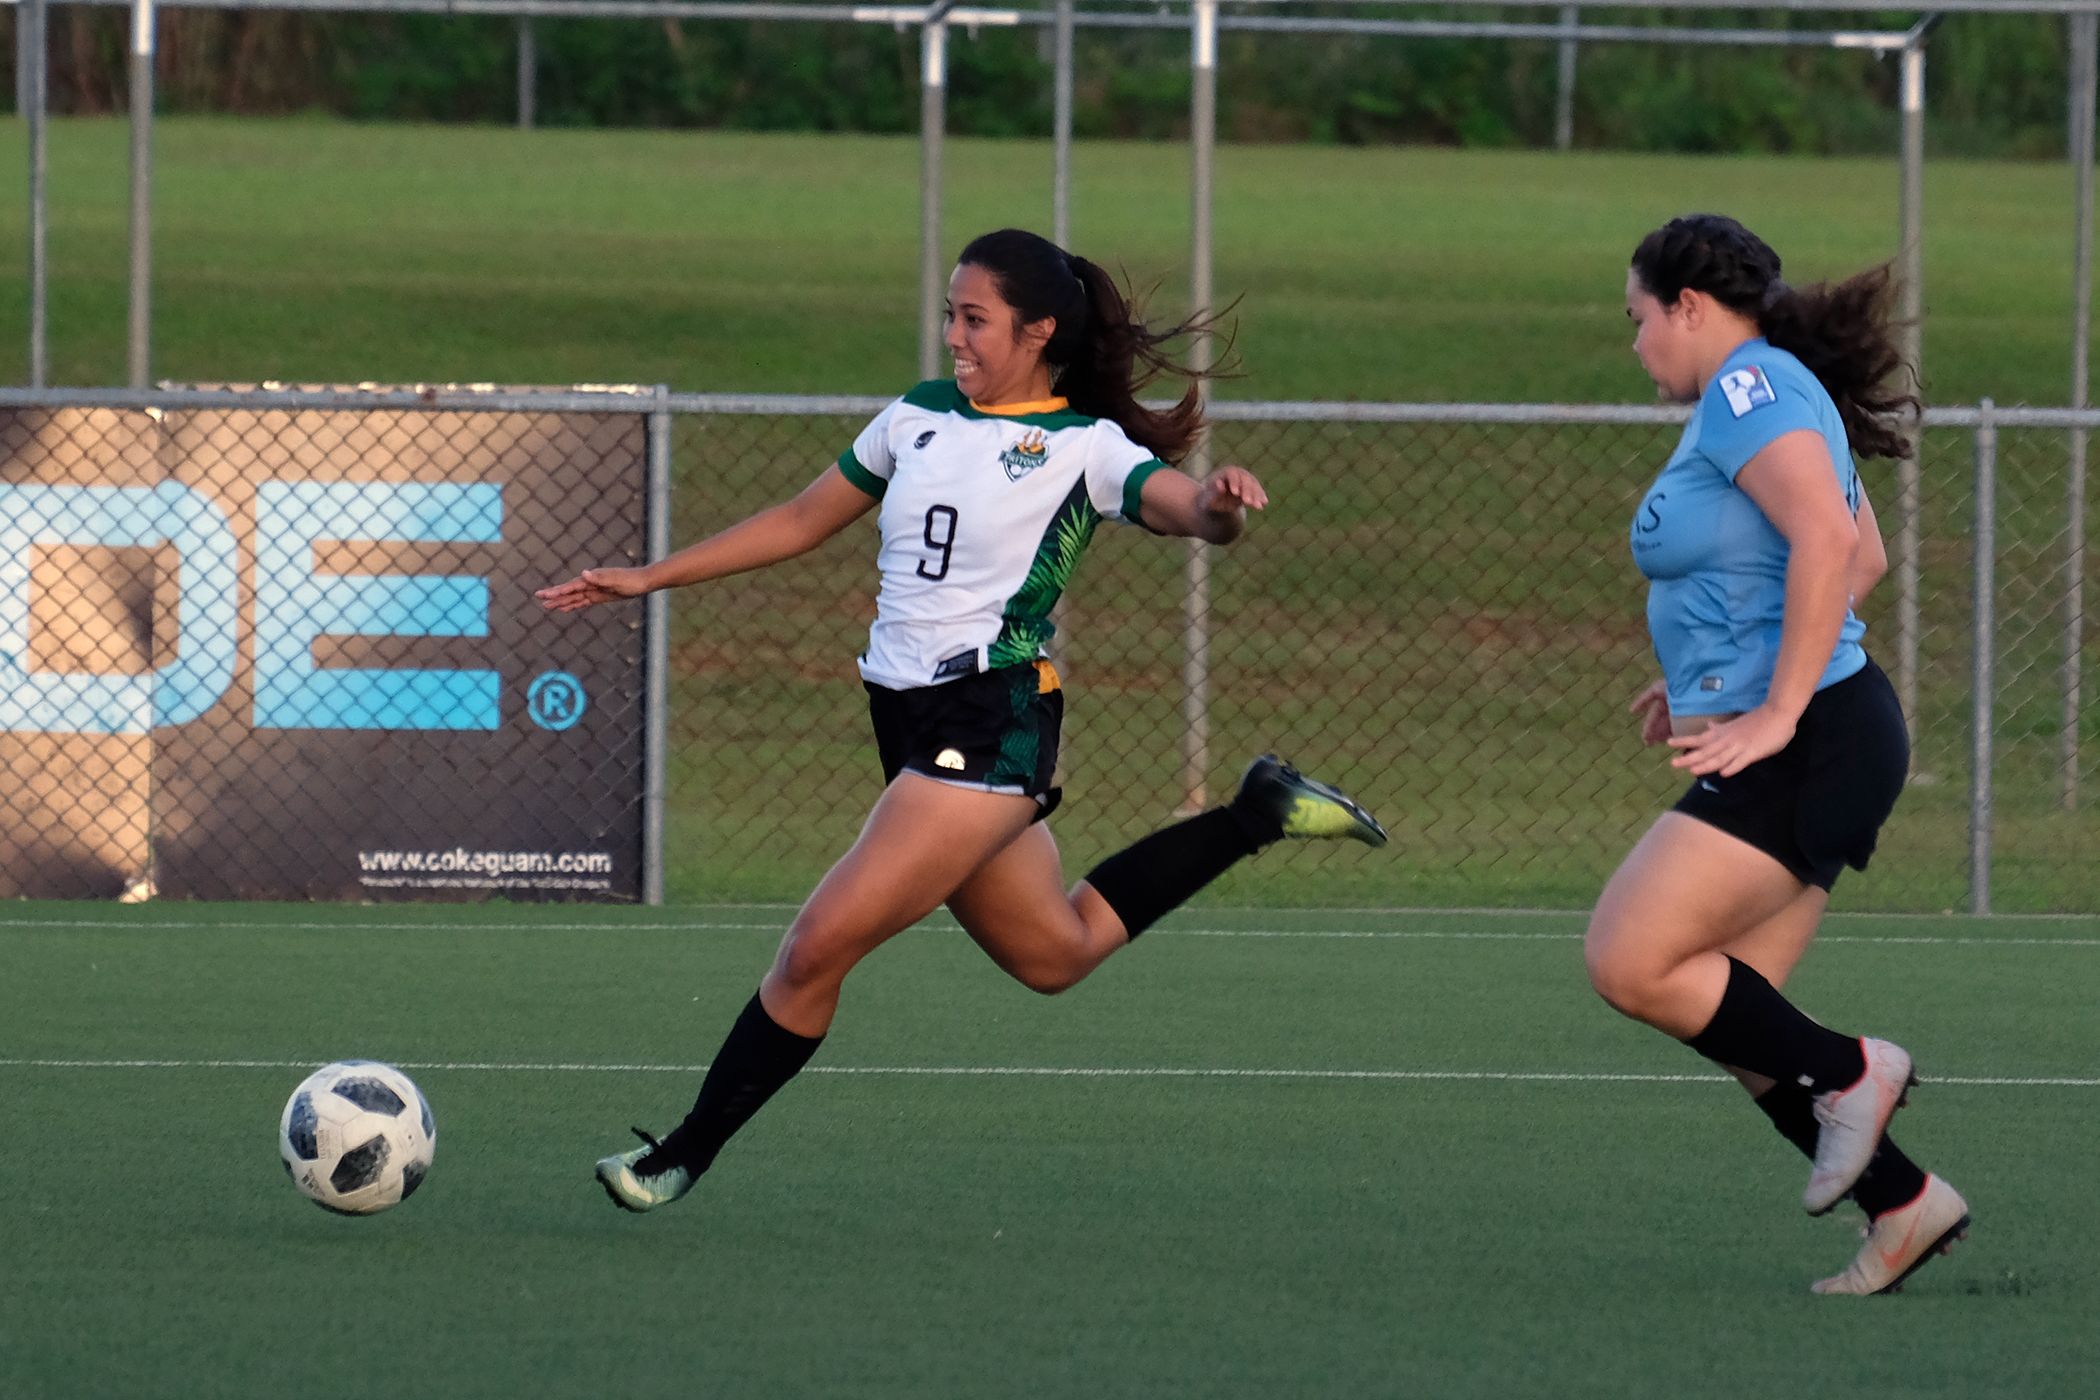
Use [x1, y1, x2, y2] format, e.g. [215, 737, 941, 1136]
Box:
[865, 659, 1064, 820]
[1671, 656, 1909, 891]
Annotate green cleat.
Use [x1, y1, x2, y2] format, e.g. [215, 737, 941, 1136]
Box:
[1236, 754, 1388, 847]
[595, 1128, 695, 1213]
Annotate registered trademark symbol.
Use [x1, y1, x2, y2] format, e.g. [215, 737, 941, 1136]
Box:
[527, 670, 587, 731]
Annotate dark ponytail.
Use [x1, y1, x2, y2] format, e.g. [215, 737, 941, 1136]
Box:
[1630, 214, 1920, 460]
[957, 228, 1228, 465]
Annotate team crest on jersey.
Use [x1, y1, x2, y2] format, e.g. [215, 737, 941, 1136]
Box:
[1718, 365, 1777, 419]
[999, 429, 1050, 481]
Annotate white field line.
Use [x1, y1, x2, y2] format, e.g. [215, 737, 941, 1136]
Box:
[0, 1058, 2093, 1087]
[277, 900, 2100, 923]
[0, 914, 2096, 948]
[2, 917, 2093, 947]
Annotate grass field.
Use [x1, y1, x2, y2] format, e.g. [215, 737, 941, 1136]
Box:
[0, 119, 2091, 405]
[0, 120, 2092, 912]
[2, 902, 2096, 1399]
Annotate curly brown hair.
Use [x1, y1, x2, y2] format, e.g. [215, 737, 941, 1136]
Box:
[1631, 214, 1921, 460]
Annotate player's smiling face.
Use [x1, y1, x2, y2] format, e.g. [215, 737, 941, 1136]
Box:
[1625, 268, 1700, 404]
[946, 262, 1056, 407]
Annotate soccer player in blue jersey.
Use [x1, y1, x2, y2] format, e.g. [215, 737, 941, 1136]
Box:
[1584, 214, 1967, 1295]
[537, 229, 1385, 1214]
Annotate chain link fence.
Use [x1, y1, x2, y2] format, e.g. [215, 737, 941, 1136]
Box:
[1, 388, 2090, 912]
[662, 398, 2094, 916]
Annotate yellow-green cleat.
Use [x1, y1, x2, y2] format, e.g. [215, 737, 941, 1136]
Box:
[1236, 754, 1388, 847]
[595, 1128, 695, 1213]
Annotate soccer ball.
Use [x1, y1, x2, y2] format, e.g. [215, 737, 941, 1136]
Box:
[278, 1060, 436, 1215]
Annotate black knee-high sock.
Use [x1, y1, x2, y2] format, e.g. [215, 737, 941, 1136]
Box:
[655, 992, 823, 1175]
[1752, 1080, 1823, 1160]
[1684, 957, 1867, 1093]
[1081, 801, 1275, 940]
[1752, 1081, 1929, 1219]
[1851, 1138, 1930, 1219]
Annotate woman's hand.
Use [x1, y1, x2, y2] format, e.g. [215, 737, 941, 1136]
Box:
[1196, 465, 1269, 518]
[535, 566, 653, 613]
[1629, 679, 1672, 746]
[1665, 703, 1797, 777]
[1137, 463, 1267, 542]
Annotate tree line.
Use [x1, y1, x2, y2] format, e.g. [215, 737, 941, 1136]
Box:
[2, 6, 2080, 158]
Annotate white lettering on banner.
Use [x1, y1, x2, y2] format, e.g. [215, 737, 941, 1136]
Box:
[356, 848, 616, 876]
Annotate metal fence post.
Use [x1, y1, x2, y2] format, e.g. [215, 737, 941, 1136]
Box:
[25, 0, 49, 388]
[1180, 0, 1218, 814]
[644, 392, 672, 906]
[1043, 0, 1079, 664]
[1052, 0, 1074, 248]
[2066, 12, 2095, 810]
[1554, 4, 1578, 151]
[1970, 401, 1998, 917]
[1894, 34, 1927, 730]
[918, 5, 953, 382]
[128, 0, 156, 389]
[517, 18, 537, 130]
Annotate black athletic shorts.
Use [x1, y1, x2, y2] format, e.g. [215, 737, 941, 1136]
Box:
[1671, 656, 1909, 891]
[866, 659, 1064, 821]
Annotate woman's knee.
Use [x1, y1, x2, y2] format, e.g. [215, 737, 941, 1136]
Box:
[1008, 957, 1088, 996]
[772, 918, 865, 992]
[1583, 923, 1660, 1018]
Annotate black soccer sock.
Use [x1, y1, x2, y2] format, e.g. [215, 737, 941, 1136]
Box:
[1081, 806, 1267, 940]
[1850, 1138, 1930, 1220]
[1684, 957, 1867, 1094]
[656, 992, 824, 1176]
[1751, 1080, 1823, 1161]
[1751, 1081, 1926, 1219]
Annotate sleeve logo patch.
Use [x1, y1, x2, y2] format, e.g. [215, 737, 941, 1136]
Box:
[1718, 366, 1778, 419]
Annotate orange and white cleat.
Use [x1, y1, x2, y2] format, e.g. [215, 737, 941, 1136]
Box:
[1811, 1174, 1969, 1296]
[1805, 1037, 1917, 1215]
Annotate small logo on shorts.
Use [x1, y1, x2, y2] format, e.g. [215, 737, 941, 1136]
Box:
[915, 430, 937, 450]
[934, 748, 967, 771]
[1700, 676, 1725, 692]
[1698, 779, 1721, 793]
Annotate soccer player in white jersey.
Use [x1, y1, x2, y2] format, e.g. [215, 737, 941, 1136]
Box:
[1587, 214, 1966, 1295]
[537, 228, 1385, 1214]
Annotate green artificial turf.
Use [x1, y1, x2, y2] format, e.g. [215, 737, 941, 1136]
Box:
[1, 902, 2094, 1399]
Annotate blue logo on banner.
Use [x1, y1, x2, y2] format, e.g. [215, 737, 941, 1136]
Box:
[527, 670, 586, 731]
[252, 482, 504, 730]
[0, 479, 506, 733]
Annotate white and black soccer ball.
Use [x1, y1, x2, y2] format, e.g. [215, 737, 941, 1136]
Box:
[278, 1061, 436, 1215]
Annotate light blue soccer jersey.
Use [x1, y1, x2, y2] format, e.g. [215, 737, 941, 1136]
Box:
[1630, 338, 1867, 715]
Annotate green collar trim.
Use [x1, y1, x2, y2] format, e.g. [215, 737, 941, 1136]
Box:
[902, 380, 1097, 431]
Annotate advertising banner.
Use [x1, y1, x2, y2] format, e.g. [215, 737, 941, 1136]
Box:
[0, 396, 651, 902]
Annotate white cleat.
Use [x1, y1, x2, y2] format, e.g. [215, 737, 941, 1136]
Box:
[1805, 1037, 1916, 1216]
[1811, 1174, 1970, 1296]
[594, 1128, 694, 1213]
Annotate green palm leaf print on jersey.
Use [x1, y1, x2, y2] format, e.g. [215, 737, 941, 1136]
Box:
[988, 482, 1100, 669]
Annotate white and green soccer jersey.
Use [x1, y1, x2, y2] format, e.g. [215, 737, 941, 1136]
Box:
[837, 380, 1168, 690]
